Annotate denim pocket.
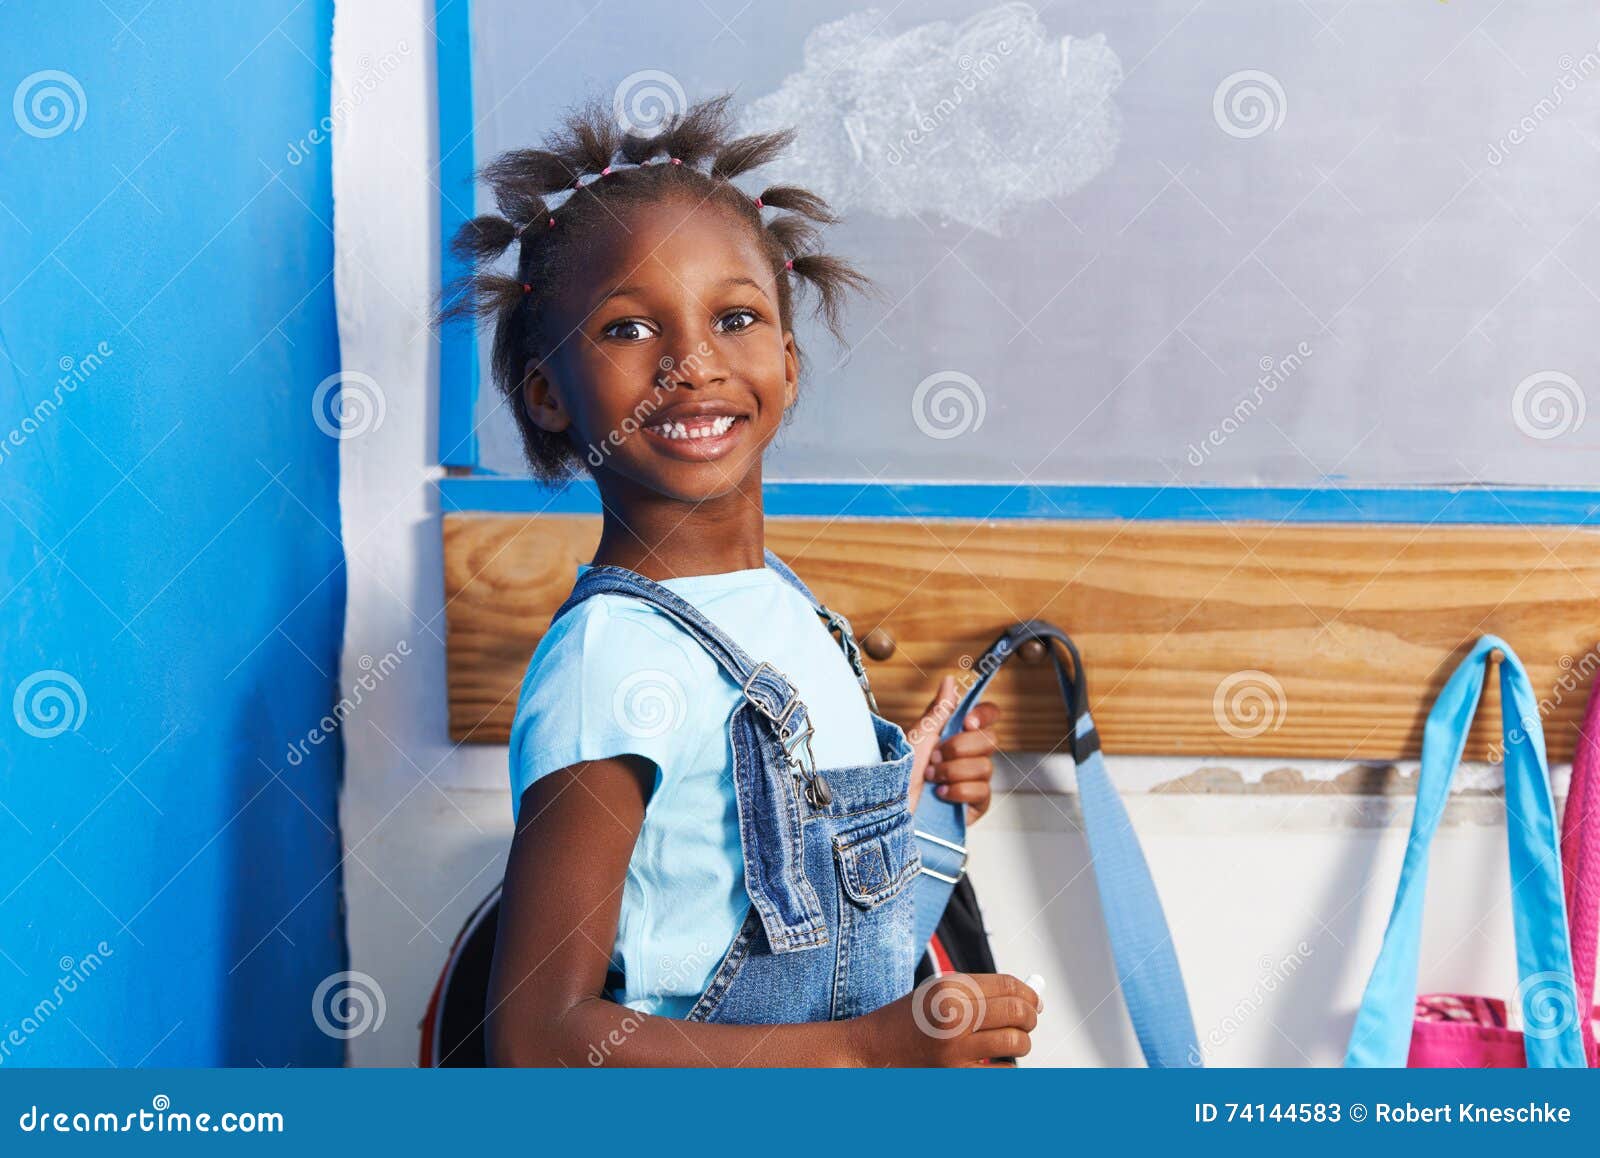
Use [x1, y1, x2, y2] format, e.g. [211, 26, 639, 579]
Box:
[833, 810, 920, 907]
[831, 809, 920, 1017]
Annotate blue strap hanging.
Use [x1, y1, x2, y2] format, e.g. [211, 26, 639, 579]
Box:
[935, 621, 1202, 1068]
[1345, 636, 1586, 1067]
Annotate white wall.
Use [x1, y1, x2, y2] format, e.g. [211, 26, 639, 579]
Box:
[331, 0, 516, 1067]
[329, 0, 1557, 1067]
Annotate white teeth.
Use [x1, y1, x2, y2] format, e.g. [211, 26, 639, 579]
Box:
[653, 415, 737, 440]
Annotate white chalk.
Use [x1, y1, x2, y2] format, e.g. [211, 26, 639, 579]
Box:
[1024, 972, 1046, 1013]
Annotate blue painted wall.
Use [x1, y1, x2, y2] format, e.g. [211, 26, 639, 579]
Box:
[0, 2, 345, 1065]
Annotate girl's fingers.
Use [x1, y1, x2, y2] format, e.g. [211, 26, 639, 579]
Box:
[964, 1027, 1033, 1061]
[938, 728, 999, 759]
[926, 756, 992, 783]
[977, 995, 1039, 1033]
[934, 781, 989, 805]
[962, 701, 1002, 731]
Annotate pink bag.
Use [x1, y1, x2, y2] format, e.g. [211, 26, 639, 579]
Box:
[1407, 674, 1600, 1068]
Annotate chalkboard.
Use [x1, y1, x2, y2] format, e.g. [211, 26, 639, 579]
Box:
[462, 1, 1600, 488]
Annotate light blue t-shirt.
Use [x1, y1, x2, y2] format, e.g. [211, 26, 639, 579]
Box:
[507, 562, 883, 1017]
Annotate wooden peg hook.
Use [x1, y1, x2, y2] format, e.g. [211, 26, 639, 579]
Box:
[860, 628, 896, 662]
[1485, 648, 1507, 757]
[1017, 637, 1049, 665]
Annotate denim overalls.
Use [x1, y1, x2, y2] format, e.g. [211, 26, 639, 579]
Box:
[548, 550, 921, 1023]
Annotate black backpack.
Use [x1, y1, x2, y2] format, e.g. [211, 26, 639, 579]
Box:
[419, 876, 997, 1067]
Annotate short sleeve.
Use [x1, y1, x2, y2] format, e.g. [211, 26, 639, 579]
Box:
[507, 595, 723, 821]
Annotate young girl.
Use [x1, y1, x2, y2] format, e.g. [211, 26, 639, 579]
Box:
[440, 94, 1040, 1066]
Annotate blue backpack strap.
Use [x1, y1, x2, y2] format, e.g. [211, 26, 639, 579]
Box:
[552, 565, 830, 953]
[1345, 637, 1585, 1068]
[908, 773, 969, 952]
[942, 621, 1202, 1068]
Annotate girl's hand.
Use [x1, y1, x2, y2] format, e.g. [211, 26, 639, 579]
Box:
[905, 674, 1001, 823]
[848, 972, 1040, 1067]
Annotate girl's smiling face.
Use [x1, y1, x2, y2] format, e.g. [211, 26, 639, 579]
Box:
[523, 195, 798, 504]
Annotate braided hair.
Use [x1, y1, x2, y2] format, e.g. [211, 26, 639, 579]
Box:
[435, 93, 872, 481]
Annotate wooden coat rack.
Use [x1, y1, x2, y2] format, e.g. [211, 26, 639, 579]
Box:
[442, 512, 1600, 764]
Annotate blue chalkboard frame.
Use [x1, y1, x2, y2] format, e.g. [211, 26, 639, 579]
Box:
[436, 0, 479, 468]
[432, 0, 1600, 525]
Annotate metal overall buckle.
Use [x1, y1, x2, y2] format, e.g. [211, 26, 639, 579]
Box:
[913, 828, 968, 884]
[741, 661, 832, 807]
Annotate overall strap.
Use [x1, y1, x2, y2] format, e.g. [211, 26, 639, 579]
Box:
[1345, 637, 1586, 1068]
[552, 565, 829, 953]
[942, 621, 1202, 1068]
[761, 549, 877, 711]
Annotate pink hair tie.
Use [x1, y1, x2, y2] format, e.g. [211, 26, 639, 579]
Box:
[784, 259, 793, 271]
[753, 196, 763, 209]
[522, 283, 532, 294]
[600, 166, 613, 177]
[670, 156, 682, 165]
[547, 217, 556, 229]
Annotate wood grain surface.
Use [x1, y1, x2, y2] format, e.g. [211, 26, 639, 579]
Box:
[442, 513, 1600, 763]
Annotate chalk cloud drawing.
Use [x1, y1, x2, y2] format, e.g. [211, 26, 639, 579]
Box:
[739, 3, 1122, 236]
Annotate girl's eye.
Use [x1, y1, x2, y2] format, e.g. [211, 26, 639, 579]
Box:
[602, 319, 656, 342]
[716, 309, 758, 333]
